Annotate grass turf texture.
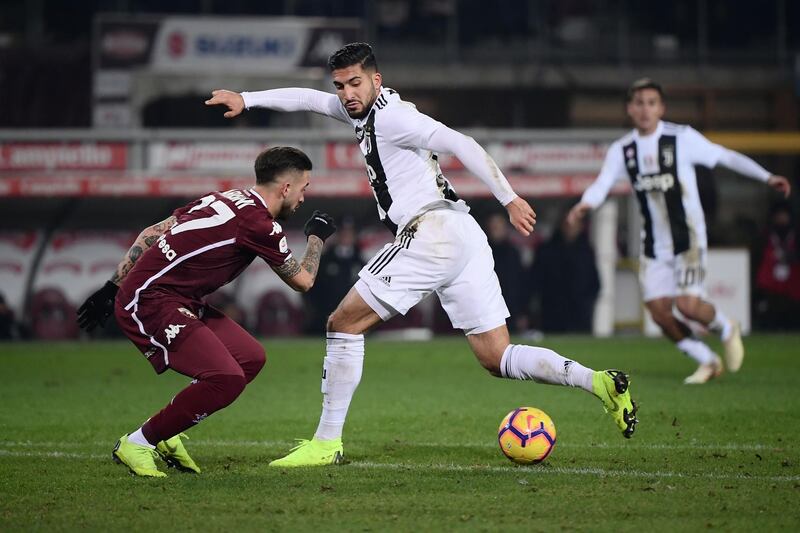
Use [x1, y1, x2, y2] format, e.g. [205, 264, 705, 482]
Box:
[1, 335, 799, 531]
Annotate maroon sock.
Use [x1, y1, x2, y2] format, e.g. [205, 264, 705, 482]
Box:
[142, 373, 247, 444]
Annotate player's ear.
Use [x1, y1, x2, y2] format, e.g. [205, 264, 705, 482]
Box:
[373, 72, 382, 90]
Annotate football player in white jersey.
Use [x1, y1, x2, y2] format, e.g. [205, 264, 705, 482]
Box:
[569, 78, 791, 385]
[207, 43, 638, 466]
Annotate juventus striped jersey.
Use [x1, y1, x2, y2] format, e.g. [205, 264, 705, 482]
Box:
[119, 188, 292, 309]
[581, 121, 771, 259]
[242, 87, 517, 234]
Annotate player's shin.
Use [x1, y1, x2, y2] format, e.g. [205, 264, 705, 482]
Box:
[499, 344, 594, 393]
[314, 332, 365, 441]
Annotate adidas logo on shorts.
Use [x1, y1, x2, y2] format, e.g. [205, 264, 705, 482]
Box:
[379, 276, 392, 286]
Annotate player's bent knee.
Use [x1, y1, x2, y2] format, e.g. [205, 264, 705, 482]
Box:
[207, 373, 248, 408]
[244, 347, 266, 383]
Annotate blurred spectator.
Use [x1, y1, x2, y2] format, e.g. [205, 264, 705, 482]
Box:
[754, 202, 800, 330]
[486, 213, 528, 333]
[303, 218, 365, 333]
[30, 288, 79, 340]
[531, 207, 600, 333]
[0, 293, 16, 340]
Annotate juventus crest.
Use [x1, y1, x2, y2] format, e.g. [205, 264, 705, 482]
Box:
[661, 145, 675, 167]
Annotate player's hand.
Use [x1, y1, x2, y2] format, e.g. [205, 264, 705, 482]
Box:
[505, 196, 536, 236]
[205, 89, 245, 118]
[767, 175, 791, 198]
[567, 202, 592, 228]
[304, 211, 337, 242]
[76, 281, 119, 332]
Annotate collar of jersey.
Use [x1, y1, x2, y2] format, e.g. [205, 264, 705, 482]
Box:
[249, 188, 269, 210]
[634, 120, 664, 140]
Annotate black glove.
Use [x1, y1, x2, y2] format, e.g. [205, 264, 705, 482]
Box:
[303, 211, 337, 242]
[77, 281, 119, 332]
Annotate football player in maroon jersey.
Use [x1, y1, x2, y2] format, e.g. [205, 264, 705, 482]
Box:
[77, 146, 337, 477]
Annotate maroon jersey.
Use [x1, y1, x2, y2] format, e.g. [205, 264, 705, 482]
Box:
[119, 188, 292, 311]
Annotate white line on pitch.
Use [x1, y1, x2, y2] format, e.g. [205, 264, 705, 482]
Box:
[350, 461, 800, 482]
[1, 448, 798, 483]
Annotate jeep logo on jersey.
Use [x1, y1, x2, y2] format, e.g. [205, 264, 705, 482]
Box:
[633, 172, 676, 192]
[164, 323, 186, 344]
[269, 221, 283, 236]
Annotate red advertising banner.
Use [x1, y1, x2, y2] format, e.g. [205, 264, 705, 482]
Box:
[0, 143, 128, 171]
[0, 174, 629, 198]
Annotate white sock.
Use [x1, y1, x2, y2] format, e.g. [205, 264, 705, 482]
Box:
[128, 427, 155, 449]
[499, 344, 595, 394]
[676, 337, 716, 365]
[709, 308, 732, 341]
[314, 332, 365, 441]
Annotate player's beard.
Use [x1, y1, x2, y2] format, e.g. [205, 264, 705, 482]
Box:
[276, 203, 296, 221]
[345, 87, 378, 119]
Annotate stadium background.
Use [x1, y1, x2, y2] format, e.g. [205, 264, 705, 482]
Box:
[1, 0, 798, 341]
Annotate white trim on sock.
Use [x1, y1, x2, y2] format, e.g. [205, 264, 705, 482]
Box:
[128, 427, 155, 449]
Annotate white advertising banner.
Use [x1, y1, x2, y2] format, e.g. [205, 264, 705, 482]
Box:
[150, 17, 357, 73]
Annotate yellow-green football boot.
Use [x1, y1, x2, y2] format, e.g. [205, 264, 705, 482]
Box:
[156, 433, 201, 473]
[592, 370, 639, 438]
[269, 438, 344, 468]
[112, 434, 167, 478]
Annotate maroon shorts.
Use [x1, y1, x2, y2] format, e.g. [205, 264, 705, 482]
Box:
[114, 292, 264, 379]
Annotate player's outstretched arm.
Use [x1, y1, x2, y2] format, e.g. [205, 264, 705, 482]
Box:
[77, 215, 176, 331]
[271, 211, 337, 292]
[206, 88, 349, 122]
[715, 147, 791, 198]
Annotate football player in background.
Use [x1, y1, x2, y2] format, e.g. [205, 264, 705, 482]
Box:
[207, 42, 639, 467]
[568, 78, 791, 384]
[77, 147, 337, 477]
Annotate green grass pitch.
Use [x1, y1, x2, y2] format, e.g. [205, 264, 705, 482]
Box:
[1, 335, 799, 531]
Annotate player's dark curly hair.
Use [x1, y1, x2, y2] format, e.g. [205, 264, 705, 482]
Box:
[327, 42, 379, 72]
[627, 77, 664, 101]
[254, 147, 312, 185]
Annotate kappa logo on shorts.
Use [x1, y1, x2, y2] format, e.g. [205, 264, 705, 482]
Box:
[178, 307, 197, 319]
[164, 323, 186, 345]
[144, 347, 157, 358]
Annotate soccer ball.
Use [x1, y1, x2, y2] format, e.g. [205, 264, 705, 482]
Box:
[497, 407, 556, 464]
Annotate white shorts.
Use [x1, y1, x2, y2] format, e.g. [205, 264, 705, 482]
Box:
[356, 208, 509, 333]
[639, 248, 707, 302]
